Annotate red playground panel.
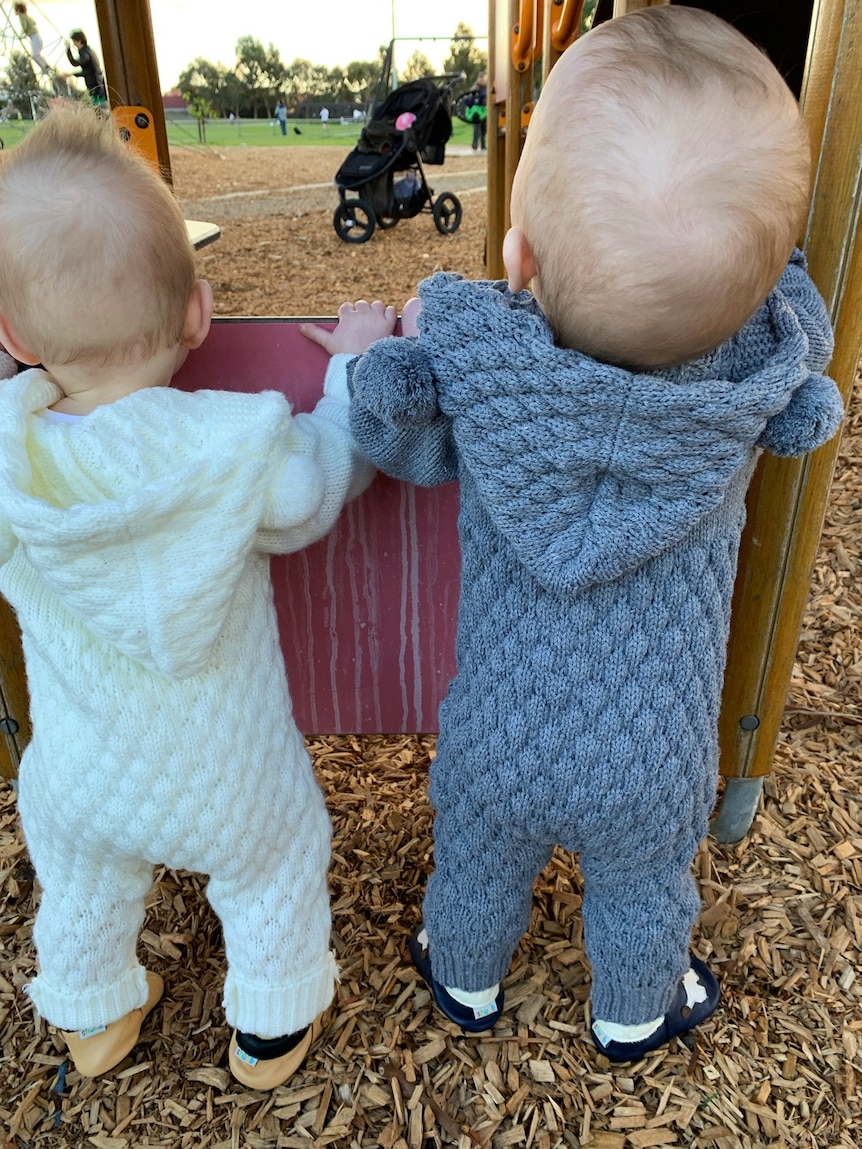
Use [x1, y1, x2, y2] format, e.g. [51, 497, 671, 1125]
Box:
[173, 319, 460, 734]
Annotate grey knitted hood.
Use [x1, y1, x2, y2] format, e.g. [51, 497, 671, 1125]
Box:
[356, 258, 841, 594]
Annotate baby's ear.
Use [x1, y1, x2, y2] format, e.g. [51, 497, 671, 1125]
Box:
[502, 226, 538, 294]
[0, 314, 39, 366]
[182, 280, 213, 350]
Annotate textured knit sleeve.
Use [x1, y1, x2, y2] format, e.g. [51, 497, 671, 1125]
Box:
[349, 336, 459, 486]
[0, 517, 14, 566]
[757, 251, 844, 457]
[256, 354, 375, 553]
[0, 371, 26, 564]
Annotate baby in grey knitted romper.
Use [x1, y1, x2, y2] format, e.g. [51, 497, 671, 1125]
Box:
[305, 6, 844, 1061]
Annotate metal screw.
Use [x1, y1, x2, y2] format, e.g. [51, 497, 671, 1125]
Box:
[0, 716, 19, 735]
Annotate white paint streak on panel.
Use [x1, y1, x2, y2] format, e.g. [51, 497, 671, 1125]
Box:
[297, 549, 319, 732]
[344, 501, 366, 728]
[356, 496, 383, 729]
[325, 529, 342, 731]
[406, 483, 424, 731]
[397, 482, 411, 730]
[421, 495, 439, 730]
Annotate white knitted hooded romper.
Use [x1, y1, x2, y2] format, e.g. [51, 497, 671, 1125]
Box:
[0, 356, 370, 1037]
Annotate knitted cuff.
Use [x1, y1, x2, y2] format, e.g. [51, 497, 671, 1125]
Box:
[223, 950, 338, 1038]
[26, 963, 150, 1031]
[425, 940, 514, 994]
[588, 951, 689, 1026]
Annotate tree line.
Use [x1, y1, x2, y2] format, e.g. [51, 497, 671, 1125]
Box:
[177, 25, 487, 121]
[0, 25, 486, 123]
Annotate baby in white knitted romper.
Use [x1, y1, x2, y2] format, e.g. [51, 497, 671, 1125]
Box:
[0, 104, 395, 1088]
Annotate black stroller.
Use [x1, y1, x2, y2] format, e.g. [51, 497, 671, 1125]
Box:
[333, 73, 464, 243]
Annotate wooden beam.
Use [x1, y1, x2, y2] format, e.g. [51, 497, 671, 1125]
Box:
[717, 0, 862, 779]
[0, 598, 29, 779]
[94, 0, 172, 180]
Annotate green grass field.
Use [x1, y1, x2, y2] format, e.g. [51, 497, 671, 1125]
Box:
[165, 115, 476, 149]
[0, 115, 476, 151]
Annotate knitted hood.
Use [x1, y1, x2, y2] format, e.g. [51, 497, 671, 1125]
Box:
[0, 373, 322, 677]
[354, 256, 841, 594]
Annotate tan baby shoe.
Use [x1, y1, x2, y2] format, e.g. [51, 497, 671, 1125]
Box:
[62, 971, 164, 1077]
[229, 1015, 323, 1090]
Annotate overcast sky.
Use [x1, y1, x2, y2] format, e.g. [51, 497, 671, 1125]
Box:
[22, 1, 489, 91]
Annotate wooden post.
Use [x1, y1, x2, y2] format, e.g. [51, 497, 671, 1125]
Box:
[0, 602, 29, 779]
[486, 0, 509, 277]
[94, 0, 172, 180]
[713, 0, 862, 838]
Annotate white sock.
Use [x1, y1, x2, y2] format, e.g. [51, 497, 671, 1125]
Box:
[591, 1014, 663, 1045]
[592, 964, 710, 1045]
[442, 982, 500, 1009]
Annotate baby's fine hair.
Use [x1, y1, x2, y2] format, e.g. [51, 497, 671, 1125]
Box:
[0, 102, 195, 367]
[512, 5, 811, 368]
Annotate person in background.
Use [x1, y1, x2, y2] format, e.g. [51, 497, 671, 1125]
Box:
[64, 29, 108, 114]
[308, 6, 843, 1063]
[469, 70, 487, 151]
[14, 3, 51, 75]
[319, 105, 329, 129]
[275, 98, 288, 136]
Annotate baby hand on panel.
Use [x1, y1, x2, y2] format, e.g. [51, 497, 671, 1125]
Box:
[300, 300, 396, 357]
[400, 297, 422, 337]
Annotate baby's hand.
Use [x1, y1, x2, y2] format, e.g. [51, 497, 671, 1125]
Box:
[400, 297, 422, 337]
[300, 300, 396, 357]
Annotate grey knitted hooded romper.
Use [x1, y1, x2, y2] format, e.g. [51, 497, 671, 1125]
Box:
[349, 251, 843, 1025]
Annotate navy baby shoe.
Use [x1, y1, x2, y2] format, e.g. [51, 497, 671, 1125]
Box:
[409, 925, 504, 1034]
[590, 955, 720, 1062]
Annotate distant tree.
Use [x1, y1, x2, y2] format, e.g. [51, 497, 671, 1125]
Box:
[185, 93, 215, 142]
[4, 50, 39, 118]
[220, 70, 247, 119]
[443, 23, 487, 95]
[236, 36, 270, 118]
[174, 37, 388, 120]
[342, 58, 381, 99]
[284, 58, 332, 106]
[178, 58, 239, 118]
[401, 51, 434, 83]
[265, 44, 288, 93]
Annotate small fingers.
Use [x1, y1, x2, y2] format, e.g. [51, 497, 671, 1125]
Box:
[298, 322, 332, 350]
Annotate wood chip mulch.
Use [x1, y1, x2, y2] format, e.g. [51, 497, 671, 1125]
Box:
[0, 147, 860, 1149]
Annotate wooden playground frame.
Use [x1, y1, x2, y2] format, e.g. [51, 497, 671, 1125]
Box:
[0, 0, 859, 845]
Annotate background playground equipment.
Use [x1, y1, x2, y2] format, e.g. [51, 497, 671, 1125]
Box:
[0, 1, 69, 119]
[0, 0, 860, 850]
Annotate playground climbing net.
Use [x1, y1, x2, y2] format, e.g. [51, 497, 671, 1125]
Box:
[0, 1, 79, 123]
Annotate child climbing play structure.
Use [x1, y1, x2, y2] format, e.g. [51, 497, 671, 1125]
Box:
[0, 0, 859, 847]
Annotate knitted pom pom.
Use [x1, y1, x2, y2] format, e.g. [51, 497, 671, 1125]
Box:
[759, 374, 844, 457]
[352, 338, 440, 429]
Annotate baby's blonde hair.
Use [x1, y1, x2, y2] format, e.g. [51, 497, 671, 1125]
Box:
[511, 5, 811, 368]
[0, 103, 195, 367]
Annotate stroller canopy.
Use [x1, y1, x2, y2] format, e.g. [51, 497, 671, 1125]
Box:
[335, 77, 455, 190]
[360, 79, 453, 158]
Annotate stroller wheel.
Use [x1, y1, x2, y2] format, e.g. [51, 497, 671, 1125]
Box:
[334, 198, 376, 243]
[432, 192, 462, 235]
[378, 215, 399, 230]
